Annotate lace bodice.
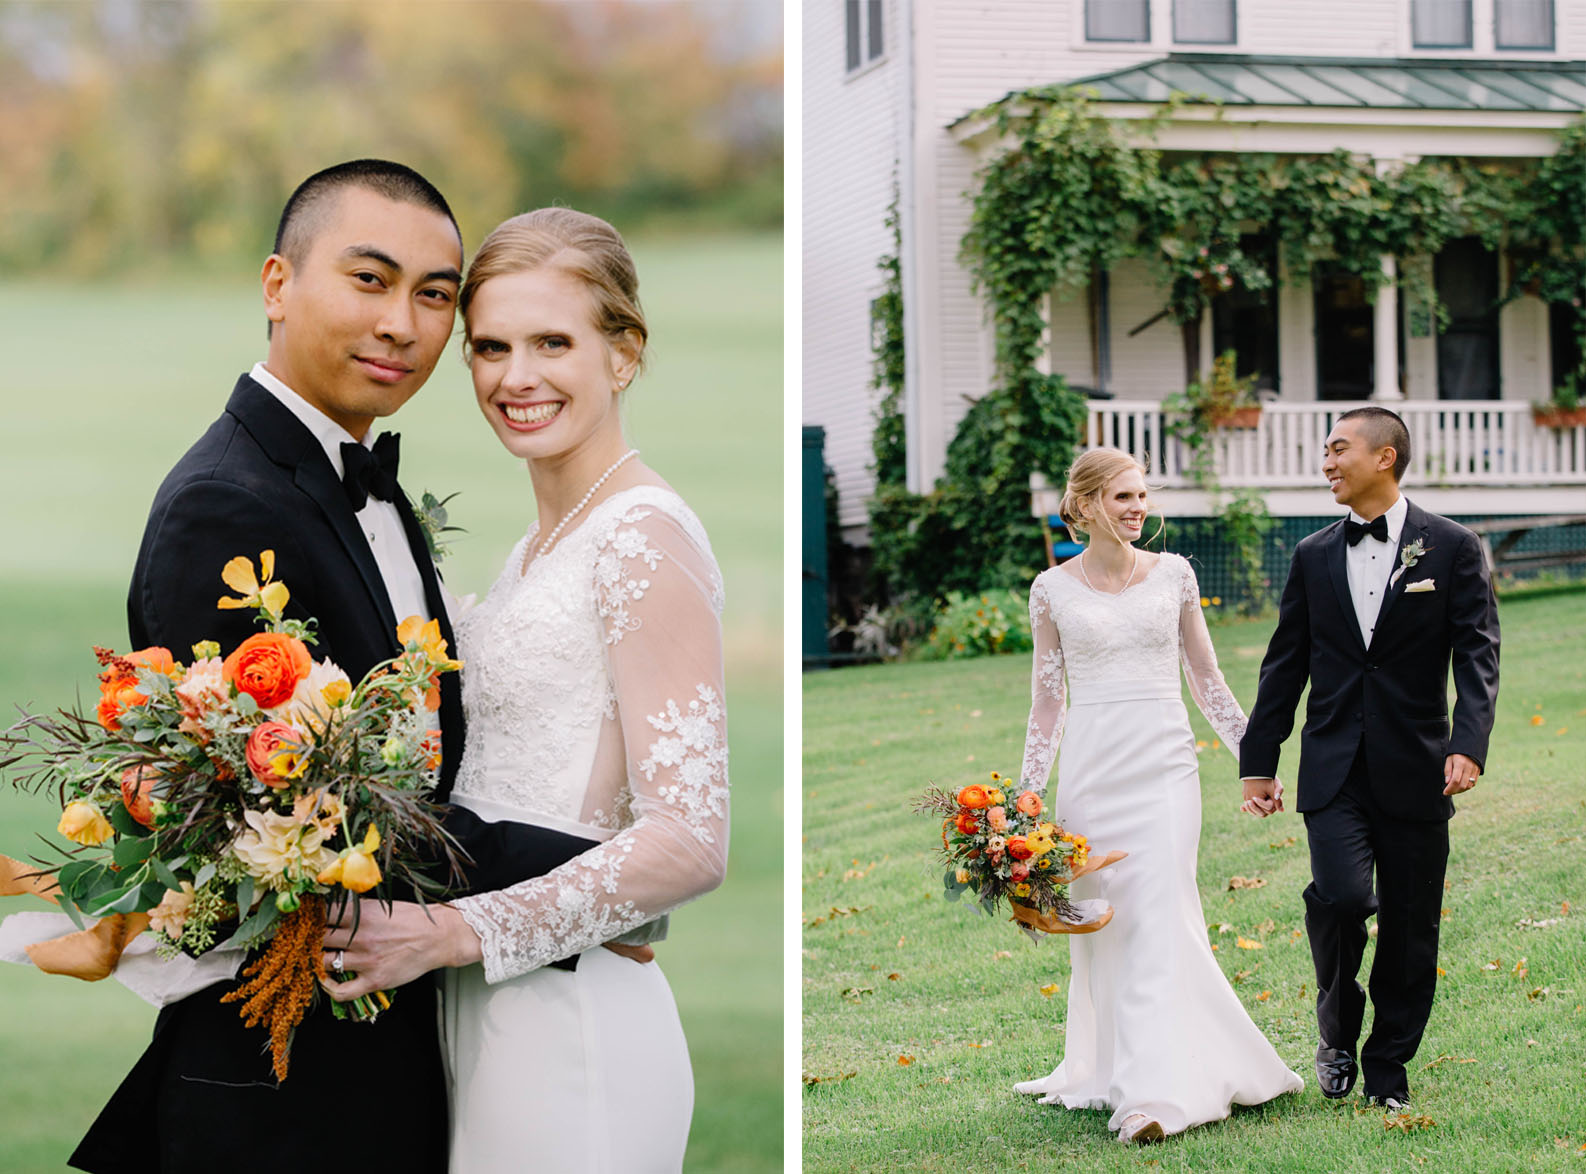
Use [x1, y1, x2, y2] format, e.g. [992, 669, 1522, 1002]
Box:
[1020, 552, 1246, 789]
[449, 485, 729, 982]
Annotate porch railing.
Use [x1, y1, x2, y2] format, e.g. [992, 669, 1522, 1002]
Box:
[1084, 400, 1586, 488]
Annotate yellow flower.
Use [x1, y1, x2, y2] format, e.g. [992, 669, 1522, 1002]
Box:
[191, 639, 221, 661]
[1200, 596, 1211, 608]
[58, 801, 113, 847]
[396, 616, 462, 673]
[955, 868, 971, 885]
[217, 551, 290, 617]
[1012, 883, 1032, 897]
[321, 680, 351, 708]
[1211, 596, 1222, 606]
[318, 824, 383, 893]
[987, 788, 1005, 804]
[1026, 832, 1056, 857]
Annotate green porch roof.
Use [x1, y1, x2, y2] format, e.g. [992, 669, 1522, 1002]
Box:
[962, 54, 1586, 121]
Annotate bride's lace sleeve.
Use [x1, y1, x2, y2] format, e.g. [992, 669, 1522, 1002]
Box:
[1176, 557, 1247, 757]
[1020, 576, 1067, 790]
[451, 510, 729, 982]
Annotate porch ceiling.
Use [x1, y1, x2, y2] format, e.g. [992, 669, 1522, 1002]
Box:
[957, 54, 1586, 123]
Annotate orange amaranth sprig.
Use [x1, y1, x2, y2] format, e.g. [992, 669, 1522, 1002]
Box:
[220, 895, 328, 1081]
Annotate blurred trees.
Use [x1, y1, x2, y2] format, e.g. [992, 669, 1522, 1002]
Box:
[0, 0, 782, 272]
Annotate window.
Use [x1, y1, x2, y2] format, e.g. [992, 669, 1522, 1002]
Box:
[1175, 0, 1235, 44]
[845, 0, 883, 73]
[1087, 0, 1149, 42]
[1495, 0, 1554, 49]
[1412, 0, 1472, 48]
[1211, 234, 1278, 393]
[1550, 300, 1582, 391]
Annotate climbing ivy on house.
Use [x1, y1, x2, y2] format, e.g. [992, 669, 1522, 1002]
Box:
[865, 86, 1585, 604]
[869, 189, 907, 492]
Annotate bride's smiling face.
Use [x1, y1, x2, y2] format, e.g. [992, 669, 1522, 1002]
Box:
[1081, 468, 1149, 544]
[465, 266, 638, 465]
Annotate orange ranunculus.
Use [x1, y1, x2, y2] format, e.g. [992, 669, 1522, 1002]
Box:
[223, 632, 312, 710]
[96, 647, 177, 732]
[957, 784, 991, 809]
[1006, 835, 1034, 861]
[954, 811, 980, 835]
[245, 722, 308, 788]
[1015, 791, 1043, 817]
[119, 766, 160, 828]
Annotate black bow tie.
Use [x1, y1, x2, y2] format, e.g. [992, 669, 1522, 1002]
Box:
[1345, 515, 1390, 546]
[340, 432, 400, 511]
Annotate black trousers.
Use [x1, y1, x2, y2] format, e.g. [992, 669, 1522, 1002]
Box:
[1302, 747, 1449, 1100]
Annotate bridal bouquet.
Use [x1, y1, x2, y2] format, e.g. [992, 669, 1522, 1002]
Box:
[915, 772, 1123, 936]
[0, 551, 466, 1079]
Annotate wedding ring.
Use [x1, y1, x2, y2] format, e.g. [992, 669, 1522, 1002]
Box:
[332, 950, 345, 977]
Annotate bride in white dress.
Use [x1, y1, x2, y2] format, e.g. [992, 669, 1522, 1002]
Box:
[1014, 448, 1300, 1144]
[324, 208, 727, 1172]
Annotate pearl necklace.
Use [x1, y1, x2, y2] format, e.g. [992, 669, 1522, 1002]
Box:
[535, 448, 640, 557]
[1078, 547, 1139, 596]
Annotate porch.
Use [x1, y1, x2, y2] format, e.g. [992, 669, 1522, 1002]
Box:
[1030, 398, 1586, 517]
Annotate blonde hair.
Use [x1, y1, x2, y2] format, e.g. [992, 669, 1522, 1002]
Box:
[460, 207, 648, 371]
[1058, 448, 1160, 546]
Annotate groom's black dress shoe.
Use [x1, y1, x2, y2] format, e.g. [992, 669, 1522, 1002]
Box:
[1315, 1046, 1358, 1099]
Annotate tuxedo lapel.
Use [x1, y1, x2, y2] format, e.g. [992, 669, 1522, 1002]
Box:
[225, 376, 400, 644]
[1369, 500, 1432, 649]
[395, 491, 466, 798]
[1324, 523, 1367, 653]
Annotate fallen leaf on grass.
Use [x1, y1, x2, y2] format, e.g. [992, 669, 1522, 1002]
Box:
[1232, 968, 1256, 984]
[1440, 908, 1451, 918]
[993, 950, 1012, 960]
[1528, 986, 1551, 1001]
[1256, 990, 1271, 1002]
[1517, 916, 1564, 929]
[1565, 901, 1572, 915]
[1290, 929, 1304, 943]
[805, 905, 871, 928]
[1436, 966, 1448, 977]
[1513, 957, 1528, 978]
[897, 936, 906, 947]
[897, 1055, 914, 1066]
[887, 972, 902, 981]
[841, 987, 874, 1003]
[802, 1070, 857, 1085]
[1039, 983, 1060, 998]
[1384, 1112, 1436, 1132]
[1227, 876, 1267, 890]
[1422, 1054, 1477, 1070]
[1236, 937, 1265, 950]
[842, 858, 881, 881]
[1481, 959, 1501, 971]
[1268, 837, 1296, 850]
[1530, 715, 1545, 726]
[1209, 922, 1234, 934]
[1526, 1038, 1540, 1047]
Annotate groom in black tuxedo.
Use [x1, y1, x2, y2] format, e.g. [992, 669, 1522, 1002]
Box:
[1238, 406, 1499, 1110]
[70, 161, 637, 1174]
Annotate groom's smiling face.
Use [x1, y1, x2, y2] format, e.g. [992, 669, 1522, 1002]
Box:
[1322, 418, 1396, 510]
[262, 187, 463, 439]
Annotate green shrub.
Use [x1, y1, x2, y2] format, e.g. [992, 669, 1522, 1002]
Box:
[919, 589, 1033, 661]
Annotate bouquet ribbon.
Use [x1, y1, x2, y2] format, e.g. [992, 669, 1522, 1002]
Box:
[0, 854, 149, 981]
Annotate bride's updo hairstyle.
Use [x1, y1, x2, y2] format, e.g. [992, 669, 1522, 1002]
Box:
[1058, 447, 1160, 546]
[459, 207, 648, 374]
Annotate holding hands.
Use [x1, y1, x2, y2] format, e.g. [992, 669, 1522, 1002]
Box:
[1240, 778, 1284, 818]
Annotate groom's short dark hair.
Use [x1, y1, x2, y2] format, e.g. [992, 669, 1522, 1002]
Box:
[273, 159, 460, 266]
[1337, 406, 1410, 481]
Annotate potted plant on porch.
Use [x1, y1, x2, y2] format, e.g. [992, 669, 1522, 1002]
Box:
[1533, 371, 1586, 429]
[1167, 350, 1262, 430]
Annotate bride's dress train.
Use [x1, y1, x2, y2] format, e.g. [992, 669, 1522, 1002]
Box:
[444, 485, 729, 1173]
[1014, 553, 1302, 1137]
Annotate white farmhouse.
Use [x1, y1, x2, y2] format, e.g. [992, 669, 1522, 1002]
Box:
[804, 0, 1586, 569]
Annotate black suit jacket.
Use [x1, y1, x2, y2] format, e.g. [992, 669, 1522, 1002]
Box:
[1239, 499, 1500, 821]
[72, 376, 594, 1174]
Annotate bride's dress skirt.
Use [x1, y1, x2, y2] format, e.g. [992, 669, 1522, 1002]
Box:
[445, 946, 693, 1172]
[1015, 680, 1303, 1134]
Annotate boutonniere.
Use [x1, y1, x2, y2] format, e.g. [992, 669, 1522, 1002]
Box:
[1389, 538, 1431, 588]
[411, 490, 465, 563]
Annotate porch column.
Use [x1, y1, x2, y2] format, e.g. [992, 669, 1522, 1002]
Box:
[1372, 254, 1403, 401]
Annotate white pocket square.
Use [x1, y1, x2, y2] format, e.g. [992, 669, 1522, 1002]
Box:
[1404, 579, 1437, 594]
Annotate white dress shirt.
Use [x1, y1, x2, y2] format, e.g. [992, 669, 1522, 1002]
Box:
[250, 362, 431, 627]
[1344, 493, 1407, 649]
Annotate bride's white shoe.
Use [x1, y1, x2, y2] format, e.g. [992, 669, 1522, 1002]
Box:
[1117, 1114, 1166, 1145]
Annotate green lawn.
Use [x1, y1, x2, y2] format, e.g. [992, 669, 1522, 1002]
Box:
[803, 590, 1586, 1173]
[0, 234, 781, 1173]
